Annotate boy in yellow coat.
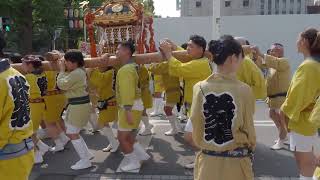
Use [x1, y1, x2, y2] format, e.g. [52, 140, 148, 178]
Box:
[21, 55, 51, 164]
[116, 40, 150, 172]
[191, 36, 256, 180]
[148, 45, 184, 136]
[0, 59, 34, 180]
[160, 35, 212, 169]
[235, 37, 267, 100]
[88, 64, 119, 153]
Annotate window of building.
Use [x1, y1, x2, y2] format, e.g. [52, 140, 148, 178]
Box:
[282, 0, 286, 14]
[196, 1, 202, 8]
[243, 0, 249, 7]
[268, 0, 272, 15]
[260, 0, 265, 15]
[275, 0, 280, 14]
[290, 0, 294, 14]
[297, 0, 301, 14]
[225, 0, 231, 7]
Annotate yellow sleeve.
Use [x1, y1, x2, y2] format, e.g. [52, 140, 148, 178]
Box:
[190, 83, 204, 147]
[139, 66, 150, 89]
[45, 71, 57, 90]
[57, 70, 82, 91]
[237, 58, 266, 99]
[310, 98, 320, 128]
[168, 57, 206, 79]
[25, 74, 39, 99]
[176, 46, 185, 51]
[89, 69, 113, 87]
[281, 64, 317, 122]
[265, 55, 290, 72]
[148, 62, 168, 75]
[242, 86, 256, 150]
[118, 67, 136, 106]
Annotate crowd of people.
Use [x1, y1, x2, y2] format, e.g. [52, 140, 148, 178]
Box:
[0, 27, 320, 180]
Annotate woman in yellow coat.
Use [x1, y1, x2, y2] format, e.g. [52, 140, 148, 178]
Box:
[280, 28, 320, 179]
[21, 55, 51, 164]
[0, 59, 34, 180]
[43, 69, 70, 153]
[191, 36, 256, 180]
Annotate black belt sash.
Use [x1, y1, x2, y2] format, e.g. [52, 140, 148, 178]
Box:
[202, 147, 254, 160]
[268, 92, 287, 99]
[68, 95, 90, 105]
[97, 96, 115, 110]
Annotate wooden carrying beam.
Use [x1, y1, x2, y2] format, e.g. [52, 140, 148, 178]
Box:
[12, 50, 212, 73]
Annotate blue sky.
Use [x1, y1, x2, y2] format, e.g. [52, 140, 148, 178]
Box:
[154, 0, 180, 17]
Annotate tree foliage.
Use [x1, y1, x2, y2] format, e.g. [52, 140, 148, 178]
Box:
[0, 0, 156, 54]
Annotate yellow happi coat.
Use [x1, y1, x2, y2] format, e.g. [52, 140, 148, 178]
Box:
[116, 63, 143, 129]
[0, 67, 34, 180]
[25, 72, 47, 131]
[149, 62, 180, 105]
[168, 56, 212, 106]
[89, 68, 118, 126]
[44, 71, 66, 123]
[57, 68, 91, 128]
[281, 58, 320, 136]
[237, 56, 267, 100]
[191, 73, 256, 180]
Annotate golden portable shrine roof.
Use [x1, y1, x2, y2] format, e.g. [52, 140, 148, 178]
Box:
[93, 0, 143, 27]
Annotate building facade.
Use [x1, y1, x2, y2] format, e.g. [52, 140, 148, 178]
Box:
[180, 0, 315, 17]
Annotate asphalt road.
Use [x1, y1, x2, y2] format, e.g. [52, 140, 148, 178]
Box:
[30, 102, 320, 180]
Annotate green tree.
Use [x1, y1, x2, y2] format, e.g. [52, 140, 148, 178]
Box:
[0, 0, 65, 54]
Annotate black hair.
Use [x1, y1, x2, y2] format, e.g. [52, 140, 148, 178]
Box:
[208, 35, 244, 65]
[23, 55, 43, 69]
[245, 40, 250, 45]
[181, 43, 188, 50]
[267, 49, 271, 55]
[119, 39, 135, 55]
[189, 35, 207, 52]
[301, 28, 320, 56]
[272, 43, 284, 47]
[64, 49, 85, 67]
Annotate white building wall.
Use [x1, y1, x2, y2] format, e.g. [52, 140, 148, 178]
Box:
[154, 14, 320, 72]
[153, 16, 215, 46]
[220, 14, 320, 71]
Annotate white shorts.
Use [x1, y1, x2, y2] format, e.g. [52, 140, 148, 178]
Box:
[290, 131, 318, 152]
[184, 118, 193, 132]
[65, 121, 81, 134]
